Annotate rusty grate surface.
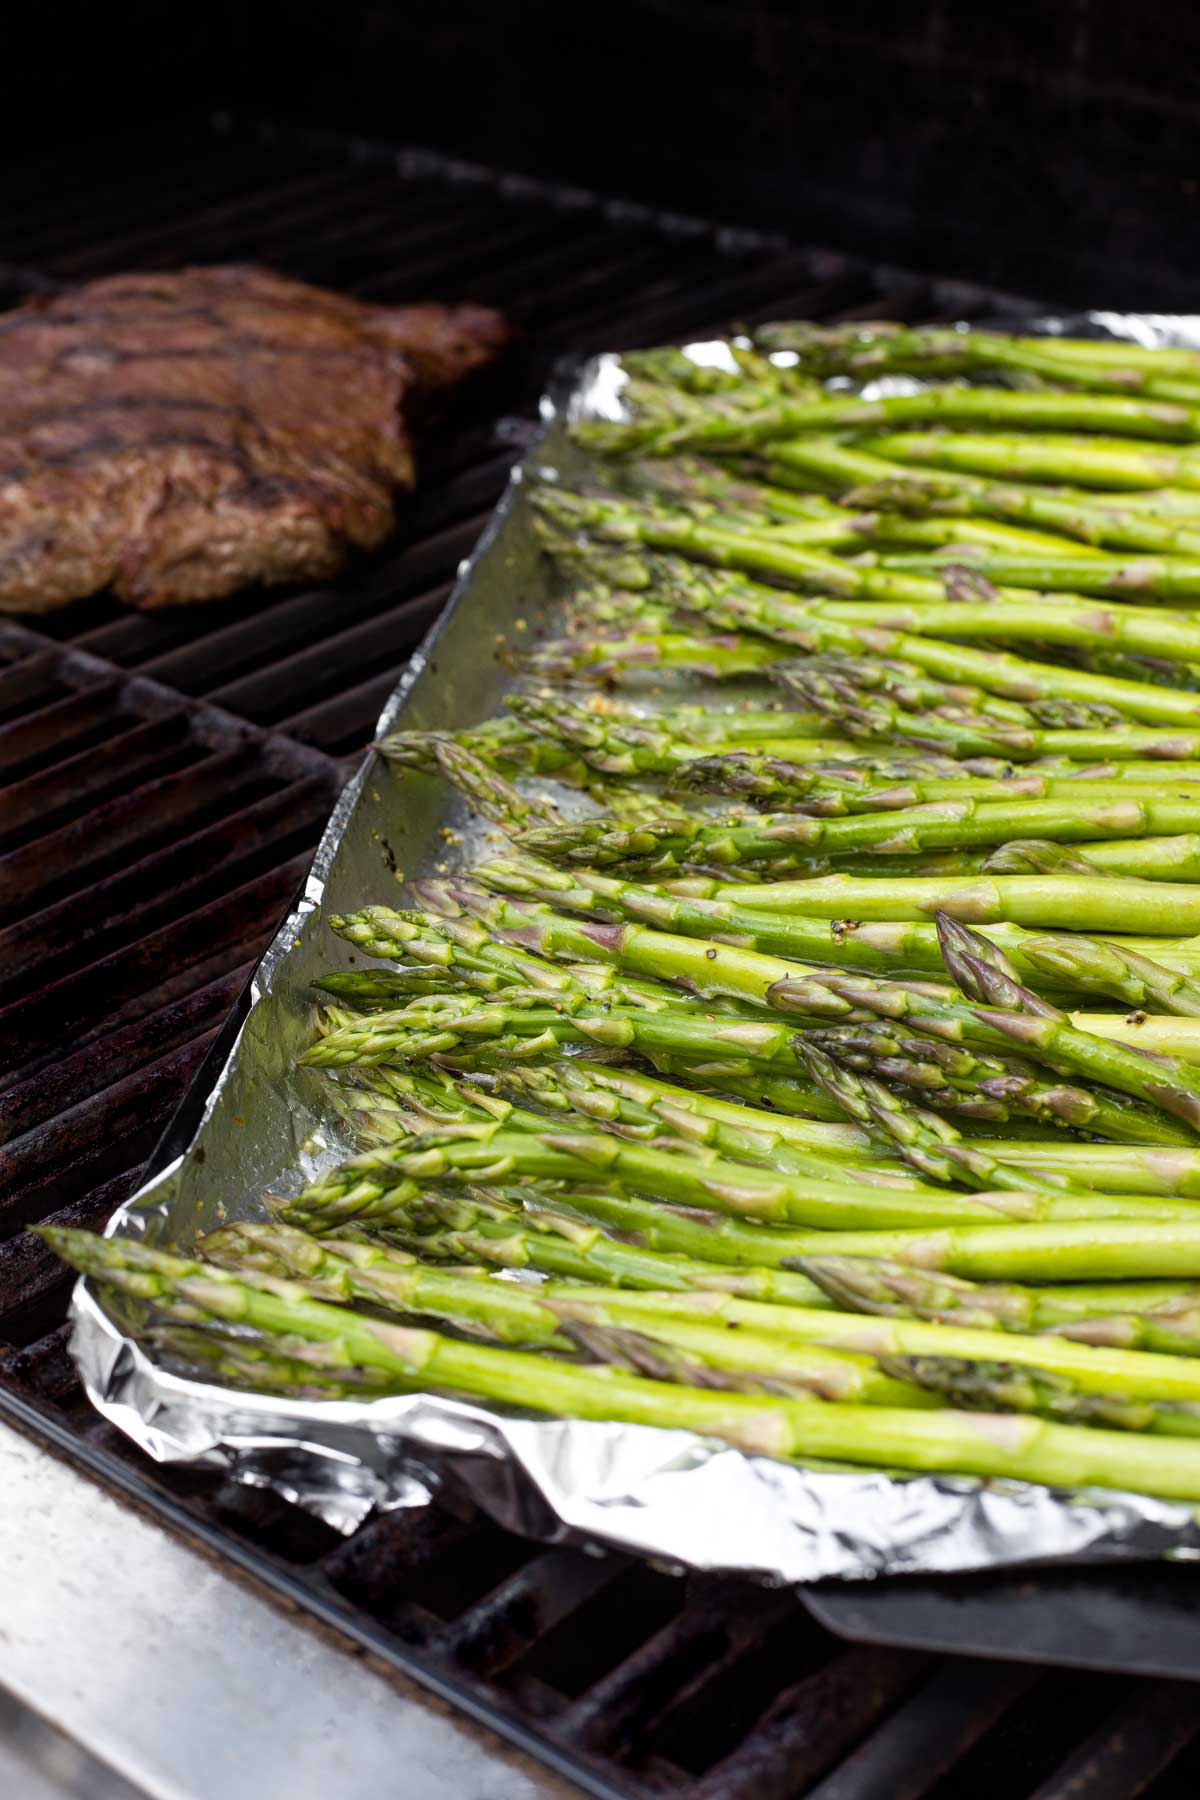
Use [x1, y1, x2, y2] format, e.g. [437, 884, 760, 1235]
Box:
[9, 116, 1197, 1799]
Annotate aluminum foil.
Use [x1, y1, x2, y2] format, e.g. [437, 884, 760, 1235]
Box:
[68, 313, 1200, 1576]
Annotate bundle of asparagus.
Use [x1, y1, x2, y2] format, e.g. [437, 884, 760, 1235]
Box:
[50, 320, 1200, 1512]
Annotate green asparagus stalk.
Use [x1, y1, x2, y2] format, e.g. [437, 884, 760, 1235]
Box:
[533, 486, 1082, 612]
[1055, 1301, 1200, 1354]
[760, 437, 1200, 557]
[614, 449, 1096, 554]
[875, 549, 1200, 603]
[499, 1181, 1200, 1281]
[505, 691, 845, 775]
[869, 475, 1200, 558]
[467, 853, 1200, 1009]
[691, 867, 1200, 933]
[314, 968, 464, 1004]
[402, 1189, 834, 1304]
[877, 1355, 1200, 1436]
[45, 1226, 1200, 1500]
[372, 731, 559, 826]
[643, 551, 1200, 728]
[144, 1321, 405, 1398]
[544, 1279, 1200, 1407]
[514, 793, 1200, 872]
[669, 755, 1200, 811]
[400, 883, 1200, 1119]
[621, 344, 798, 394]
[751, 322, 1200, 398]
[802, 1020, 1189, 1144]
[573, 386, 1200, 456]
[327, 904, 589, 996]
[478, 1058, 931, 1187]
[523, 630, 788, 684]
[378, 719, 591, 786]
[983, 836, 1200, 881]
[773, 646, 1104, 728]
[282, 1114, 1137, 1235]
[796, 1039, 1184, 1193]
[336, 1049, 1200, 1191]
[201, 1222, 580, 1347]
[805, 594, 1200, 668]
[201, 1220, 920, 1401]
[299, 992, 845, 1112]
[1017, 932, 1200, 1015]
[863, 429, 1200, 492]
[468, 1057, 1200, 1183]
[774, 960, 1200, 1131]
[798, 1252, 1200, 1338]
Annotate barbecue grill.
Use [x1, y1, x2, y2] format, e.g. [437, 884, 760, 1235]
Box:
[8, 112, 1200, 1799]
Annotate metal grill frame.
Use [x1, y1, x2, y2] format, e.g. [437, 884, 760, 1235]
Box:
[8, 112, 1200, 1800]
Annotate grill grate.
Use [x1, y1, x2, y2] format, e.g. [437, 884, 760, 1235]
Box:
[6, 114, 1198, 1799]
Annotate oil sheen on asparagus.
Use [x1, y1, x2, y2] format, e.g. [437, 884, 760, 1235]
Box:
[50, 320, 1200, 1507]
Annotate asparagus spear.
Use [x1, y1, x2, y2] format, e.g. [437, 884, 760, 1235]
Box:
[533, 486, 1082, 612]
[401, 1188, 833, 1304]
[671, 755, 1200, 813]
[774, 961, 1200, 1131]
[984, 836, 1200, 881]
[751, 322, 1200, 397]
[328, 904, 590, 996]
[774, 646, 1107, 728]
[544, 1280, 1200, 1407]
[402, 883, 1200, 1121]
[524, 630, 788, 684]
[63, 1209, 1200, 1418]
[467, 852, 1200, 1007]
[622, 343, 797, 394]
[691, 867, 1200, 934]
[1055, 1300, 1200, 1354]
[202, 1222, 580, 1347]
[283, 1115, 1134, 1235]
[796, 1032, 1184, 1183]
[877, 1355, 1200, 1436]
[480, 1058, 931, 1187]
[572, 386, 1200, 456]
[1017, 933, 1200, 1015]
[798, 1253, 1200, 1340]
[299, 993, 845, 1115]
[874, 549, 1200, 603]
[643, 551, 1200, 728]
[863, 429, 1200, 492]
[611, 450, 1091, 555]
[314, 968, 465, 1004]
[482, 1181, 1200, 1281]
[372, 731, 560, 826]
[504, 691, 842, 777]
[202, 1220, 916, 1401]
[760, 438, 1200, 557]
[806, 594, 1200, 668]
[514, 793, 1200, 872]
[45, 1226, 1200, 1501]
[871, 475, 1200, 558]
[466, 1056, 1200, 1184]
[144, 1321, 404, 1399]
[803, 1021, 1189, 1144]
[379, 719, 591, 786]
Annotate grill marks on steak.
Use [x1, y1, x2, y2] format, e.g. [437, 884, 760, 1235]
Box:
[0, 266, 506, 610]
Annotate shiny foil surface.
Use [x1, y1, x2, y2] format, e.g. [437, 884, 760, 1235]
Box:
[69, 315, 1200, 1576]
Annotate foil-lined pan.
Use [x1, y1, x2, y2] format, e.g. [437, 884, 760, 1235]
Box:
[70, 314, 1200, 1575]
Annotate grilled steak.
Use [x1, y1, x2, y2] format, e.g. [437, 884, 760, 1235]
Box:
[0, 265, 506, 611]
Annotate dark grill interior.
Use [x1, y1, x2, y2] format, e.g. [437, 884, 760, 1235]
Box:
[7, 115, 1200, 1798]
